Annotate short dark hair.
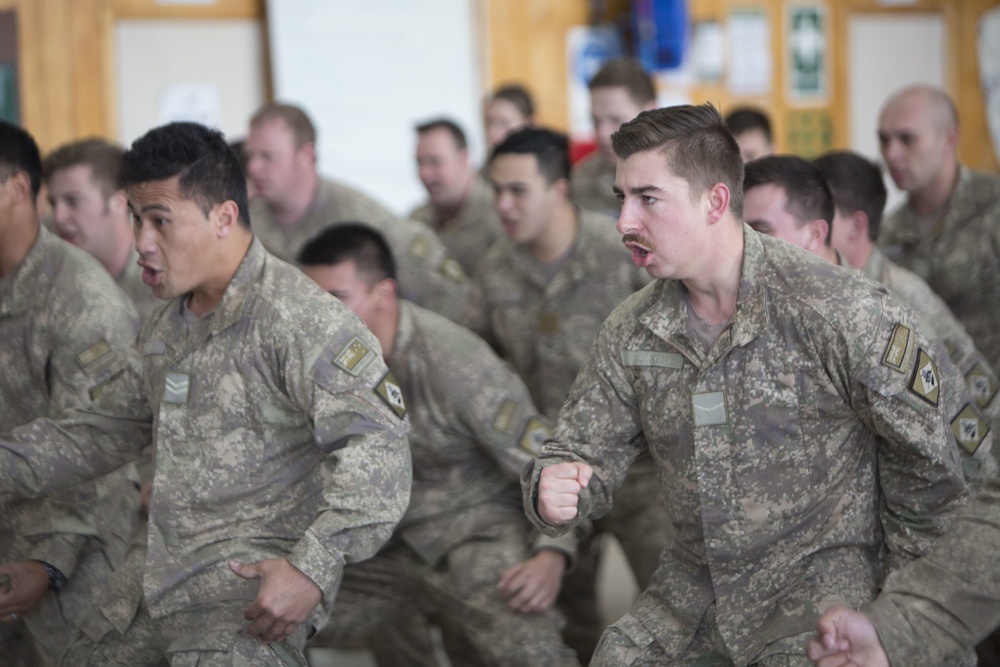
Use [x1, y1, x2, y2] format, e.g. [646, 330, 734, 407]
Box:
[814, 151, 887, 241]
[588, 57, 656, 107]
[489, 127, 570, 184]
[249, 102, 317, 148]
[0, 121, 42, 201]
[488, 84, 535, 119]
[120, 122, 250, 228]
[744, 155, 835, 242]
[415, 118, 467, 151]
[612, 104, 744, 218]
[42, 138, 124, 199]
[724, 107, 773, 143]
[297, 223, 397, 286]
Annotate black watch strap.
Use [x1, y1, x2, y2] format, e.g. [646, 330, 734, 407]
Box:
[32, 560, 67, 591]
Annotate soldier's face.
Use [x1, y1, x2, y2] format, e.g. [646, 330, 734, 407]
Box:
[743, 183, 822, 252]
[245, 119, 313, 206]
[485, 99, 529, 150]
[615, 150, 712, 280]
[733, 129, 773, 163]
[302, 260, 380, 331]
[416, 128, 469, 210]
[489, 153, 562, 248]
[877, 95, 954, 194]
[129, 176, 221, 302]
[591, 86, 647, 161]
[46, 164, 127, 263]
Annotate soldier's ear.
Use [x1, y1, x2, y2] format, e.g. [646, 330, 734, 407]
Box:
[212, 200, 240, 238]
[373, 277, 398, 305]
[704, 182, 731, 224]
[804, 218, 829, 251]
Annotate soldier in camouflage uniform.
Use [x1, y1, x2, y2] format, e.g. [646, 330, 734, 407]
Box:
[0, 122, 412, 666]
[410, 118, 504, 274]
[570, 57, 657, 217]
[877, 85, 1000, 373]
[244, 102, 473, 322]
[465, 126, 667, 662]
[743, 154, 998, 485]
[526, 105, 970, 666]
[0, 122, 141, 665]
[43, 138, 159, 321]
[806, 474, 1000, 667]
[299, 224, 579, 666]
[816, 151, 1000, 457]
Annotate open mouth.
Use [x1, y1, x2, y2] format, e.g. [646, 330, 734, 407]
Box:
[140, 263, 164, 287]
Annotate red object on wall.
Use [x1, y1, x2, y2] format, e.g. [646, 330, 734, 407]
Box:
[570, 138, 597, 165]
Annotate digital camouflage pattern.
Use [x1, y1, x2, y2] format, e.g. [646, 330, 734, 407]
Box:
[860, 246, 1000, 482]
[524, 226, 969, 666]
[569, 152, 620, 218]
[312, 301, 577, 666]
[0, 226, 141, 663]
[465, 208, 665, 661]
[465, 208, 647, 419]
[250, 178, 474, 322]
[409, 175, 505, 275]
[880, 167, 1000, 372]
[0, 238, 411, 661]
[116, 247, 160, 323]
[865, 475, 1000, 667]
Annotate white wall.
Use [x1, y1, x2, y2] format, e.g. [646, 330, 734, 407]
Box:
[266, 0, 484, 215]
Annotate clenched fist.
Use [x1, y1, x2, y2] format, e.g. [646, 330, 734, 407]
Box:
[537, 461, 592, 526]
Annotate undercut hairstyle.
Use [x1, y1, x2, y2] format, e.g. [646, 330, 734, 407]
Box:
[42, 138, 125, 199]
[297, 223, 397, 286]
[814, 151, 887, 241]
[249, 101, 317, 148]
[120, 122, 250, 228]
[416, 118, 467, 151]
[0, 121, 42, 200]
[724, 107, 773, 143]
[744, 155, 835, 243]
[489, 127, 570, 184]
[612, 104, 745, 218]
[489, 84, 535, 120]
[588, 57, 656, 107]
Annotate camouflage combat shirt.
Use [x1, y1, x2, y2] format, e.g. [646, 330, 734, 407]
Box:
[524, 226, 968, 666]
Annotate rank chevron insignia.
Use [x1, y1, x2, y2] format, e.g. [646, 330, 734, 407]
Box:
[163, 372, 191, 404]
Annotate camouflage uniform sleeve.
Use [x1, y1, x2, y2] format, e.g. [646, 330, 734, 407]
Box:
[386, 217, 478, 324]
[0, 345, 152, 500]
[863, 476, 1000, 667]
[281, 329, 412, 606]
[522, 314, 647, 537]
[6, 292, 142, 577]
[846, 293, 969, 567]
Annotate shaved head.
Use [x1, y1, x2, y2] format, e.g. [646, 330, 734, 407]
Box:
[881, 85, 958, 133]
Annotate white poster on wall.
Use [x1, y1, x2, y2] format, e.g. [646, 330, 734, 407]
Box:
[266, 0, 484, 214]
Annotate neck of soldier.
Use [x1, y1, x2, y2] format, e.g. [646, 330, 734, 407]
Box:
[374, 300, 400, 364]
[911, 160, 960, 217]
[187, 229, 253, 316]
[105, 220, 137, 280]
[815, 242, 839, 265]
[0, 209, 39, 279]
[273, 169, 320, 227]
[843, 236, 874, 271]
[527, 199, 578, 265]
[681, 217, 744, 325]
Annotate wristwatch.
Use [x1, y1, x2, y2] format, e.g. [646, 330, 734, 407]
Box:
[32, 560, 67, 591]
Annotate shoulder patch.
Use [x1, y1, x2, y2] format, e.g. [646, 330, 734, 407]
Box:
[965, 362, 999, 408]
[519, 417, 551, 455]
[621, 350, 684, 368]
[77, 339, 115, 377]
[492, 398, 517, 434]
[333, 336, 377, 377]
[951, 403, 989, 454]
[908, 348, 940, 406]
[439, 258, 466, 283]
[881, 323, 911, 373]
[374, 371, 406, 418]
[409, 236, 431, 260]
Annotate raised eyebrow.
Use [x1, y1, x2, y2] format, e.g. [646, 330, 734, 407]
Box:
[629, 185, 664, 195]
